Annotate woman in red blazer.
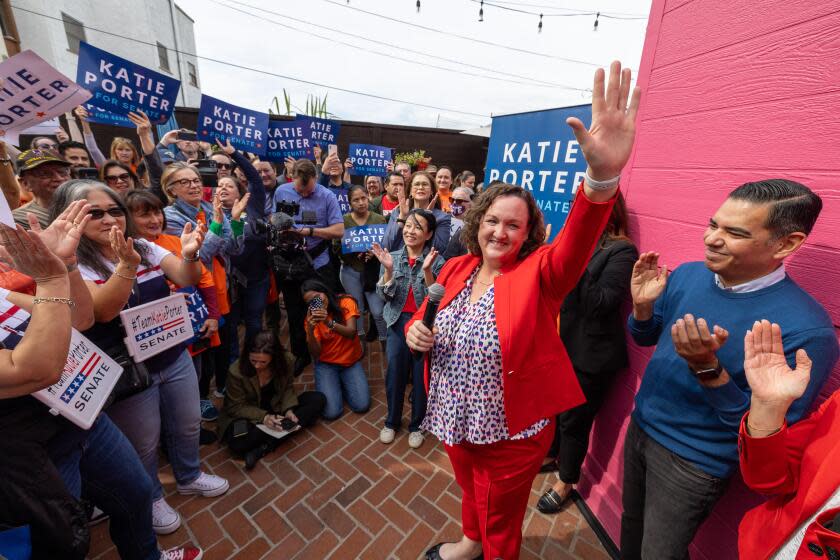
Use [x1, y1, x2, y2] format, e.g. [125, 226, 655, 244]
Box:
[739, 320, 840, 559]
[407, 61, 641, 560]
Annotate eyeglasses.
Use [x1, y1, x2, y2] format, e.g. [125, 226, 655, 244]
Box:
[34, 142, 57, 150]
[88, 207, 126, 220]
[167, 178, 202, 189]
[27, 166, 71, 180]
[216, 163, 233, 170]
[105, 173, 131, 184]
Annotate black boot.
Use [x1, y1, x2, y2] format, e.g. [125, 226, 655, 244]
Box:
[244, 443, 270, 470]
[293, 355, 311, 377]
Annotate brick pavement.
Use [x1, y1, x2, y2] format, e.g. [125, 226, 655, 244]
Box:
[88, 343, 611, 560]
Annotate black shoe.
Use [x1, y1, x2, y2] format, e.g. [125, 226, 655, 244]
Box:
[539, 459, 559, 473]
[537, 488, 571, 514]
[244, 444, 269, 470]
[425, 543, 483, 560]
[199, 427, 218, 446]
[293, 355, 311, 377]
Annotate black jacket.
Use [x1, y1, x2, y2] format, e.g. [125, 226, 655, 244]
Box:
[560, 239, 638, 374]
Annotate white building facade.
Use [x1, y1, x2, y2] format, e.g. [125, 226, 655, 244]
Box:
[11, 0, 201, 107]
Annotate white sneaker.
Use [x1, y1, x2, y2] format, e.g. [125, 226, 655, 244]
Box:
[152, 498, 181, 535]
[408, 431, 425, 449]
[380, 427, 396, 444]
[176, 472, 229, 497]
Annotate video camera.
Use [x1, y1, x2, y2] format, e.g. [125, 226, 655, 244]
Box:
[253, 200, 317, 258]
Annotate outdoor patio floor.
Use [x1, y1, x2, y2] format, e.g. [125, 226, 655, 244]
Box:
[88, 342, 612, 560]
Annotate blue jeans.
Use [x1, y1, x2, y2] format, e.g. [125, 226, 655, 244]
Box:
[50, 415, 159, 560]
[385, 312, 427, 432]
[340, 264, 387, 340]
[314, 360, 371, 420]
[108, 349, 201, 500]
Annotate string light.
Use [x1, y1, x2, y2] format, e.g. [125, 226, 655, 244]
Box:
[479, 0, 484, 21]
[416, 0, 421, 13]
[538, 13, 543, 33]
[594, 11, 600, 30]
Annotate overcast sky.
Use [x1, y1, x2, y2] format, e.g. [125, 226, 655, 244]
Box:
[176, 0, 652, 130]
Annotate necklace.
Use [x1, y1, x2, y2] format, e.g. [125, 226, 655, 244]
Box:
[474, 264, 501, 286]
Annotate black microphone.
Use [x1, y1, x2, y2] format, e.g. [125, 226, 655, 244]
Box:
[414, 283, 445, 359]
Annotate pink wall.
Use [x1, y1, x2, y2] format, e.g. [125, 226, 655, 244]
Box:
[576, 1, 840, 557]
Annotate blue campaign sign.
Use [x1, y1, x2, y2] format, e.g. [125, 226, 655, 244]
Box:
[485, 105, 591, 239]
[266, 119, 313, 161]
[342, 224, 387, 254]
[327, 187, 351, 215]
[76, 42, 180, 127]
[197, 95, 268, 155]
[177, 287, 210, 344]
[296, 115, 340, 147]
[349, 144, 392, 177]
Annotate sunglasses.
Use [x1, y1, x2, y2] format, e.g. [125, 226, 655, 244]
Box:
[452, 198, 470, 204]
[105, 173, 131, 184]
[34, 143, 58, 150]
[88, 207, 126, 220]
[216, 163, 233, 170]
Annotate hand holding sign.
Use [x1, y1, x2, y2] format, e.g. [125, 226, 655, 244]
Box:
[215, 138, 235, 156]
[199, 317, 218, 339]
[27, 200, 92, 267]
[565, 61, 641, 182]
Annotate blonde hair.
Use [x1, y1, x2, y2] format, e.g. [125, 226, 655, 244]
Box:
[160, 162, 202, 203]
[110, 137, 141, 167]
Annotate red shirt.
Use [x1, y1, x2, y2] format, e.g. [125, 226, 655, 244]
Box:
[402, 258, 418, 314]
[381, 196, 399, 216]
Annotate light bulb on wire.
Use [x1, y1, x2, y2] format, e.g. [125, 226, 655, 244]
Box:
[416, 0, 420, 13]
[479, 0, 484, 22]
[538, 13, 543, 33]
[594, 11, 600, 30]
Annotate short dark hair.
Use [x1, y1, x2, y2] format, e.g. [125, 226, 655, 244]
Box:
[57, 141, 89, 156]
[406, 208, 437, 247]
[292, 159, 317, 183]
[461, 183, 545, 260]
[728, 179, 823, 237]
[385, 172, 403, 185]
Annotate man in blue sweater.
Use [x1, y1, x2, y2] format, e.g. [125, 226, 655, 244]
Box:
[621, 179, 839, 559]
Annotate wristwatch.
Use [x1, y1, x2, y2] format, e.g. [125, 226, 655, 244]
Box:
[183, 250, 200, 262]
[308, 227, 315, 237]
[327, 319, 336, 330]
[691, 361, 723, 382]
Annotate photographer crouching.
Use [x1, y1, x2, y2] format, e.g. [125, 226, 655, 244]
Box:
[268, 159, 344, 376]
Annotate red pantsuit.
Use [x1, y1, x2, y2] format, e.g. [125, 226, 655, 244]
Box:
[445, 422, 553, 560]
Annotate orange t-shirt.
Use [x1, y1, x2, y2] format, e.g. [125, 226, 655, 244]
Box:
[437, 189, 452, 213]
[195, 210, 230, 315]
[309, 296, 363, 366]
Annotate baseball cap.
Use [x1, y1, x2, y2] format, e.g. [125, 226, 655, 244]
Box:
[17, 149, 72, 173]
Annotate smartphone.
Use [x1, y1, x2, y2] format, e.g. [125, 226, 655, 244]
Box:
[177, 129, 198, 141]
[327, 144, 338, 157]
[74, 167, 99, 180]
[308, 296, 324, 314]
[280, 418, 298, 431]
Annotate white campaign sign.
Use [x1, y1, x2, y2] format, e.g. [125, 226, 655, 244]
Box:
[32, 329, 123, 429]
[120, 293, 192, 362]
[0, 297, 122, 429]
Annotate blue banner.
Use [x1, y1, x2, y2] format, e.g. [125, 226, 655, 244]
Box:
[341, 224, 387, 254]
[177, 286, 210, 345]
[348, 144, 392, 177]
[76, 42, 180, 127]
[327, 187, 351, 216]
[296, 115, 340, 147]
[266, 119, 313, 161]
[197, 95, 268, 155]
[485, 105, 591, 240]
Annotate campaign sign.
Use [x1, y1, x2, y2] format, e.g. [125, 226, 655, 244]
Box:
[76, 42, 180, 127]
[485, 105, 591, 240]
[296, 115, 340, 147]
[341, 224, 387, 254]
[0, 50, 91, 137]
[0, 297, 122, 429]
[266, 119, 313, 161]
[198, 95, 268, 155]
[33, 330, 124, 429]
[348, 144, 392, 177]
[120, 293, 192, 362]
[177, 286, 210, 344]
[328, 186, 351, 216]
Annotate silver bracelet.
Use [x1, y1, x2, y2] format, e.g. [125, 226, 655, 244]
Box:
[584, 170, 621, 191]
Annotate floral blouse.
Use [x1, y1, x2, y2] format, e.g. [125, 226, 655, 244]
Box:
[421, 271, 549, 445]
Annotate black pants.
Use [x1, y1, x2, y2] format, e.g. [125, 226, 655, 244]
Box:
[548, 368, 615, 484]
[619, 420, 728, 560]
[199, 313, 233, 398]
[223, 391, 326, 456]
[275, 263, 337, 359]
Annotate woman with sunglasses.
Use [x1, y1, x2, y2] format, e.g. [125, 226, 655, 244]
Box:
[381, 171, 451, 254]
[50, 179, 230, 536]
[100, 160, 139, 195]
[372, 208, 444, 450]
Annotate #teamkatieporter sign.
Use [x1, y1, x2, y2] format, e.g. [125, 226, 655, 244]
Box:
[76, 42, 180, 127]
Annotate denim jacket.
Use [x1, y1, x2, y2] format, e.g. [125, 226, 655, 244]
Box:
[164, 198, 244, 270]
[377, 245, 445, 328]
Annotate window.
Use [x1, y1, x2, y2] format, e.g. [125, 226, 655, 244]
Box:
[62, 13, 86, 54]
[187, 61, 198, 87]
[157, 42, 170, 72]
